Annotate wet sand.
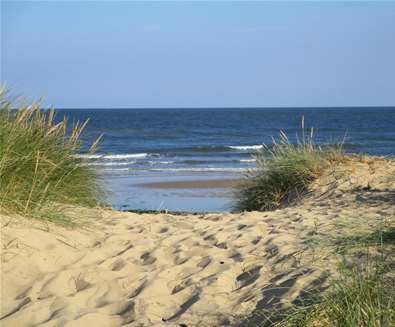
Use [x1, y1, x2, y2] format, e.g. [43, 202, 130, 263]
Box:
[136, 178, 240, 189]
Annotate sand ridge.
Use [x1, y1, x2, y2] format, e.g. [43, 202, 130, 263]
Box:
[1, 157, 395, 326]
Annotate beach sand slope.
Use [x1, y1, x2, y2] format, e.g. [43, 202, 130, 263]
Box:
[1, 156, 395, 326]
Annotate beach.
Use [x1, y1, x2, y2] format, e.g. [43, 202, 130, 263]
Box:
[3, 2, 395, 325]
[2, 156, 394, 326]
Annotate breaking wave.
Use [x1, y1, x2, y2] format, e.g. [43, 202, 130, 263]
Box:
[76, 153, 150, 160]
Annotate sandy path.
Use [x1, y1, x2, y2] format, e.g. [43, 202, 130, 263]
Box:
[1, 157, 394, 326]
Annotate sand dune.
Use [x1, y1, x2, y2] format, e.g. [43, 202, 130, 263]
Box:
[1, 156, 395, 326]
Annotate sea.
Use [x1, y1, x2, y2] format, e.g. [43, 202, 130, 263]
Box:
[58, 108, 395, 212]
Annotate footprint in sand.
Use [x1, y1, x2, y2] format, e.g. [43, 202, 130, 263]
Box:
[197, 256, 211, 269]
[215, 242, 228, 249]
[159, 227, 169, 233]
[237, 224, 248, 230]
[128, 280, 148, 299]
[140, 252, 156, 265]
[162, 292, 201, 322]
[174, 255, 189, 265]
[97, 300, 135, 324]
[228, 251, 243, 262]
[171, 278, 193, 294]
[111, 258, 126, 271]
[235, 266, 262, 291]
[251, 236, 262, 245]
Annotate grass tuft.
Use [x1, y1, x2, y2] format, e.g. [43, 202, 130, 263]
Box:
[0, 89, 103, 224]
[238, 226, 395, 327]
[276, 228, 395, 327]
[235, 118, 344, 211]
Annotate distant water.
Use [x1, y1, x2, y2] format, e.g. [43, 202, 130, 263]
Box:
[59, 108, 395, 211]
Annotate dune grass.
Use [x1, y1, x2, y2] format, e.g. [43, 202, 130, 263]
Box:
[0, 89, 103, 224]
[237, 226, 395, 327]
[235, 118, 344, 211]
[274, 227, 395, 327]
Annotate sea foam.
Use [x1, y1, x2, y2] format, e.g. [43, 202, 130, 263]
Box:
[76, 153, 149, 160]
[228, 145, 263, 150]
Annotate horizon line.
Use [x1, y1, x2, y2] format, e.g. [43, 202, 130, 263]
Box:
[54, 105, 395, 110]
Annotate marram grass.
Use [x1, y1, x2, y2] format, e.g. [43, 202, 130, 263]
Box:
[0, 89, 103, 224]
[235, 118, 344, 211]
[238, 227, 395, 327]
[274, 228, 395, 327]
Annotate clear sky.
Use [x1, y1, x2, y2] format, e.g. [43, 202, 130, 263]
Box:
[1, 1, 395, 108]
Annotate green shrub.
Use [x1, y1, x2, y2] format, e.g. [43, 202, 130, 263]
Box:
[235, 119, 343, 211]
[0, 89, 103, 224]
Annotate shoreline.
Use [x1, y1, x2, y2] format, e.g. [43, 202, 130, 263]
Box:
[106, 173, 241, 212]
[123, 208, 236, 215]
[135, 178, 240, 189]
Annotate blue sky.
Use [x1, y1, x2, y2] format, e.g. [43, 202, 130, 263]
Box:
[1, 1, 395, 108]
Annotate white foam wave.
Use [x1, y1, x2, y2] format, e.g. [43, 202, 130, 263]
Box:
[76, 153, 149, 160]
[239, 159, 256, 163]
[100, 167, 246, 173]
[229, 145, 263, 151]
[86, 161, 135, 167]
[147, 161, 175, 165]
[147, 167, 246, 172]
[102, 168, 130, 172]
[87, 160, 176, 167]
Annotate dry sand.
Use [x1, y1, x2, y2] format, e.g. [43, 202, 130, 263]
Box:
[1, 156, 395, 327]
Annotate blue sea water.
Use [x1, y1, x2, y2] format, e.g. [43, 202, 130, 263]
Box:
[59, 108, 395, 211]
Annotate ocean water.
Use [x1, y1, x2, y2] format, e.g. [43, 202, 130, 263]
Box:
[59, 108, 395, 211]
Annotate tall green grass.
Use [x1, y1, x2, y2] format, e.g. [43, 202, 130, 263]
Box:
[0, 89, 103, 224]
[235, 118, 344, 211]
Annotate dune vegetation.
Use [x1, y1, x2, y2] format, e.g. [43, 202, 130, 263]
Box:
[266, 227, 395, 327]
[0, 89, 103, 224]
[235, 118, 345, 211]
[234, 121, 394, 327]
